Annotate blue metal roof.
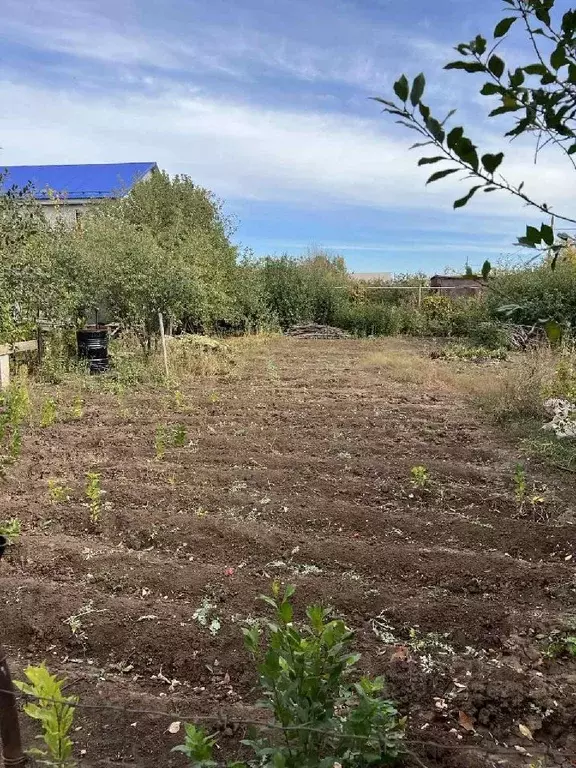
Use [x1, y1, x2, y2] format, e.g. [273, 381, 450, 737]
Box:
[0, 162, 158, 200]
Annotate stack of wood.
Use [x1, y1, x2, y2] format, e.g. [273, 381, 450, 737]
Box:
[285, 324, 351, 339]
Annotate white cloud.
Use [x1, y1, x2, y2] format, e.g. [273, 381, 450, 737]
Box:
[0, 77, 573, 228]
[0, 0, 450, 90]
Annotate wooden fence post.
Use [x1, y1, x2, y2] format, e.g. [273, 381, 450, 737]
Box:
[158, 313, 169, 380]
[0, 341, 39, 389]
[0, 647, 26, 768]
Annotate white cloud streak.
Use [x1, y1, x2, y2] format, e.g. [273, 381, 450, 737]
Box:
[0, 78, 573, 227]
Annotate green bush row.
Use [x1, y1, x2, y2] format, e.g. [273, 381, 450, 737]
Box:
[4, 167, 576, 346]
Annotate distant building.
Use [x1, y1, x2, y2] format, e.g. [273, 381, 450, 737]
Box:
[350, 271, 393, 282]
[0, 162, 158, 226]
[430, 275, 484, 297]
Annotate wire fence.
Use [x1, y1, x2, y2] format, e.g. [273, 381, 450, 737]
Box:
[0, 686, 565, 768]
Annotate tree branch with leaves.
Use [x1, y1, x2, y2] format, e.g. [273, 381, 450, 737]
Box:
[375, 0, 576, 268]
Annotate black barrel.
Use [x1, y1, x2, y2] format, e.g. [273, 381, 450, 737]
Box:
[0, 535, 7, 560]
[77, 327, 109, 373]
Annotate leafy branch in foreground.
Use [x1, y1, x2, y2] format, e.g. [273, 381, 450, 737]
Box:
[375, 0, 576, 266]
[176, 582, 405, 767]
[15, 665, 78, 768]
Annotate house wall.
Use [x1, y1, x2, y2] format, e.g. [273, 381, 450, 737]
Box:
[429, 276, 484, 297]
[38, 169, 154, 227]
[40, 200, 89, 227]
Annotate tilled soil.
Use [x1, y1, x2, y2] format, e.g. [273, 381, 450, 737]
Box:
[1, 338, 575, 767]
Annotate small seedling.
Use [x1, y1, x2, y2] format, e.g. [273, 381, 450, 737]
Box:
[172, 423, 187, 447]
[545, 634, 576, 658]
[48, 479, 70, 504]
[513, 464, 547, 519]
[85, 472, 103, 523]
[0, 518, 21, 544]
[410, 465, 429, 490]
[208, 391, 219, 404]
[63, 600, 106, 647]
[171, 724, 218, 764]
[71, 396, 84, 420]
[154, 426, 166, 460]
[513, 463, 527, 503]
[192, 597, 221, 636]
[15, 665, 77, 768]
[173, 389, 184, 409]
[8, 427, 21, 460]
[40, 398, 57, 428]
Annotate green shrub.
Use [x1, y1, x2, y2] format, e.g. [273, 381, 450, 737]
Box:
[177, 583, 405, 768]
[487, 262, 576, 328]
[393, 305, 427, 335]
[335, 303, 399, 336]
[468, 321, 509, 349]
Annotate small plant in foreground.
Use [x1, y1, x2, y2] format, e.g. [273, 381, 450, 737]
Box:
[0, 517, 21, 544]
[71, 396, 84, 420]
[172, 725, 221, 767]
[40, 397, 57, 428]
[513, 463, 527, 504]
[545, 634, 576, 659]
[8, 426, 21, 459]
[177, 583, 404, 767]
[85, 472, 103, 523]
[154, 425, 166, 459]
[48, 479, 70, 504]
[15, 664, 77, 768]
[410, 465, 429, 490]
[172, 423, 187, 447]
[512, 464, 547, 519]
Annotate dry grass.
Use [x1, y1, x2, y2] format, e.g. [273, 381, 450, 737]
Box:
[361, 341, 476, 391]
[361, 341, 559, 425]
[361, 340, 437, 385]
[451, 347, 556, 423]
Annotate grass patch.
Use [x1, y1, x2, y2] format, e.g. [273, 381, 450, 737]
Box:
[461, 348, 554, 424]
[522, 432, 576, 472]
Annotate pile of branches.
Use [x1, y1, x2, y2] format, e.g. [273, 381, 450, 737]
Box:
[285, 324, 351, 340]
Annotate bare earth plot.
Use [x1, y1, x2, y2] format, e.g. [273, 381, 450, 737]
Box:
[1, 337, 575, 767]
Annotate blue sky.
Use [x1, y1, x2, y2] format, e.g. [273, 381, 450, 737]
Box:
[1, 0, 573, 273]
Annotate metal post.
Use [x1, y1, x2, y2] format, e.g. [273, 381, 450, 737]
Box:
[0, 538, 26, 768]
[0, 648, 26, 768]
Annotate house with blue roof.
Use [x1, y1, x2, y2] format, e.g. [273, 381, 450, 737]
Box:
[0, 162, 158, 225]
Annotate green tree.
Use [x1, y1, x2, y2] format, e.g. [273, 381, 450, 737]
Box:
[75, 214, 194, 351]
[376, 0, 576, 267]
[0, 179, 81, 342]
[75, 171, 240, 342]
